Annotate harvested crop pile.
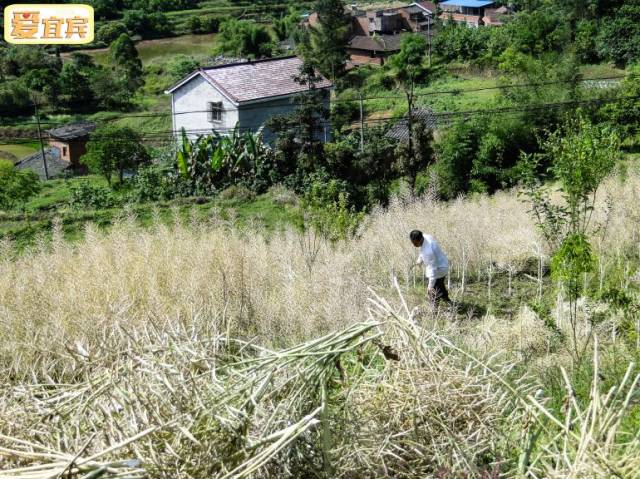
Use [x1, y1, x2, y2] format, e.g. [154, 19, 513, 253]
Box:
[2, 285, 638, 478]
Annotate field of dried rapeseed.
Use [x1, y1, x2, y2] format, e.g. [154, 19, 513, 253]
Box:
[1, 172, 640, 478]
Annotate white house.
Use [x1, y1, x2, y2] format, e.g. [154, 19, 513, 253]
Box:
[165, 56, 333, 143]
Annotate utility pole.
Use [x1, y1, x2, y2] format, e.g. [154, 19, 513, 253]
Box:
[407, 90, 414, 169]
[33, 98, 49, 181]
[359, 92, 365, 152]
[427, 17, 432, 67]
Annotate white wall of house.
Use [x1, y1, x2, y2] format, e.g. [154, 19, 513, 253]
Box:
[237, 96, 329, 143]
[171, 75, 239, 139]
[171, 75, 332, 143]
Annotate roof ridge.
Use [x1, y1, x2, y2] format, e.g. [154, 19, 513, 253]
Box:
[200, 55, 299, 71]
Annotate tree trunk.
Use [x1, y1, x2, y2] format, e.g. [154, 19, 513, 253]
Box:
[406, 89, 414, 184]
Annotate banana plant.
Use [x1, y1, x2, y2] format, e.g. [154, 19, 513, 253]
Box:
[175, 126, 273, 194]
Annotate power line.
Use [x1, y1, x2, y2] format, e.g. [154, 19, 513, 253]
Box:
[0, 73, 627, 128]
[2, 93, 638, 145]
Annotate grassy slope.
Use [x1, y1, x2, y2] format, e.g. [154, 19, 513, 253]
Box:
[352, 62, 627, 122]
[0, 175, 302, 249]
[0, 142, 38, 163]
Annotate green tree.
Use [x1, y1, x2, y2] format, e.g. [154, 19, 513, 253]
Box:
[0, 80, 32, 115]
[187, 16, 219, 34]
[301, 174, 364, 242]
[82, 126, 149, 185]
[433, 22, 491, 63]
[168, 55, 199, 81]
[96, 22, 128, 44]
[122, 10, 172, 38]
[216, 19, 275, 58]
[394, 118, 435, 190]
[433, 119, 479, 200]
[596, 2, 640, 67]
[59, 60, 94, 108]
[109, 33, 144, 94]
[0, 160, 40, 212]
[574, 19, 599, 63]
[599, 65, 640, 139]
[309, 0, 349, 81]
[267, 60, 330, 178]
[323, 126, 396, 207]
[388, 34, 430, 177]
[521, 116, 619, 361]
[505, 7, 571, 56]
[90, 0, 122, 19]
[498, 50, 581, 131]
[274, 7, 301, 41]
[89, 67, 134, 109]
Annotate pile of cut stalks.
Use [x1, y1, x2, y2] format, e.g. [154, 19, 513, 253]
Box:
[2, 281, 639, 478]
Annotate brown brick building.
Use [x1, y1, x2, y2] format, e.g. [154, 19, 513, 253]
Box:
[46, 122, 96, 167]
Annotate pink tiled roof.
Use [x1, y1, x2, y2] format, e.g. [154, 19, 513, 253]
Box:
[200, 56, 332, 103]
[416, 1, 437, 13]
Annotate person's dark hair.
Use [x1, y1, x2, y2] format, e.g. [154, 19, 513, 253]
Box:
[410, 230, 423, 242]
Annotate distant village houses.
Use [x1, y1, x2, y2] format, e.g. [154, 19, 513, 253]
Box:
[304, 1, 510, 66]
[439, 0, 510, 27]
[165, 56, 332, 143]
[304, 3, 435, 67]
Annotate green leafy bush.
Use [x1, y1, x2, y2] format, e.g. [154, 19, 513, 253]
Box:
[596, 2, 640, 67]
[127, 164, 185, 203]
[301, 173, 364, 242]
[68, 182, 116, 210]
[167, 55, 199, 81]
[216, 19, 275, 59]
[0, 160, 41, 212]
[218, 185, 256, 202]
[187, 16, 220, 34]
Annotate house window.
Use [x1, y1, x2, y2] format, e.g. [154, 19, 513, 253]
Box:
[62, 146, 68, 157]
[208, 102, 223, 122]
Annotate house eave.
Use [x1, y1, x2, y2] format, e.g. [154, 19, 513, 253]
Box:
[236, 85, 334, 107]
[164, 70, 240, 106]
[411, 2, 434, 15]
[164, 70, 202, 94]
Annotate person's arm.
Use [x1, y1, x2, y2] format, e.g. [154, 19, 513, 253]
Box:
[421, 245, 437, 290]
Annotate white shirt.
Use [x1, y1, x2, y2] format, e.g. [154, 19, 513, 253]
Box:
[417, 235, 449, 287]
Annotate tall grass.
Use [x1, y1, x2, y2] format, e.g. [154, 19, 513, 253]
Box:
[1, 172, 640, 477]
[2, 174, 639, 375]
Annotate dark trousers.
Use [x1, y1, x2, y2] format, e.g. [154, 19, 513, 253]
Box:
[430, 277, 451, 304]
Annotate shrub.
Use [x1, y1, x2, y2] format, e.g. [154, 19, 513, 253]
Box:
[216, 18, 275, 58]
[167, 55, 199, 81]
[218, 185, 256, 202]
[268, 184, 298, 206]
[122, 10, 172, 38]
[68, 182, 116, 209]
[0, 159, 40, 211]
[596, 3, 640, 67]
[127, 164, 183, 203]
[188, 16, 220, 34]
[302, 173, 364, 241]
